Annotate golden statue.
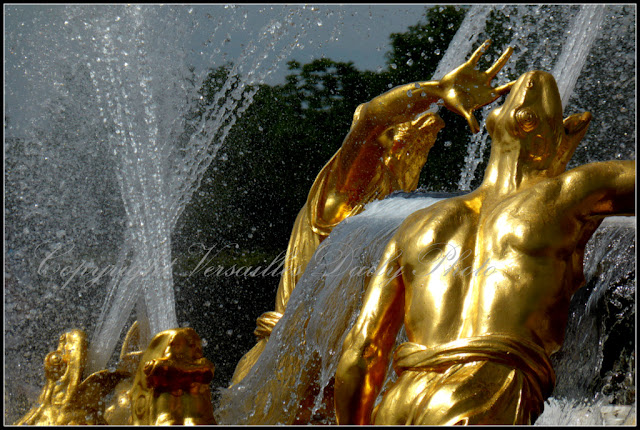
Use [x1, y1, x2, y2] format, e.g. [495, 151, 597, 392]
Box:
[15, 329, 129, 425]
[127, 327, 216, 425]
[334, 67, 636, 424]
[231, 40, 514, 386]
[16, 324, 216, 426]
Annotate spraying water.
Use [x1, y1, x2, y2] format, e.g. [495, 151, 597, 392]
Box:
[430, 5, 493, 81]
[70, 5, 339, 373]
[552, 5, 606, 109]
[4, 4, 339, 376]
[458, 4, 606, 190]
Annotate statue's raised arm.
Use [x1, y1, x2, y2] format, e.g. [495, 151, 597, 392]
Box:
[334, 67, 635, 426]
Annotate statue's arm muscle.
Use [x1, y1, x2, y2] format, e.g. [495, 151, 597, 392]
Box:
[334, 239, 405, 425]
[561, 160, 635, 217]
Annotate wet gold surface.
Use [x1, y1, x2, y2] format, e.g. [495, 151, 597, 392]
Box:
[15, 330, 128, 425]
[14, 39, 635, 426]
[128, 328, 216, 425]
[17, 325, 216, 425]
[334, 64, 635, 424]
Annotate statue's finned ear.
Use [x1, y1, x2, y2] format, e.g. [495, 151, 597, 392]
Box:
[563, 111, 592, 141]
[554, 112, 592, 171]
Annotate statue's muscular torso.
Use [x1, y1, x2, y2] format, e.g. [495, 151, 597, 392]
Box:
[395, 161, 633, 357]
[392, 194, 480, 349]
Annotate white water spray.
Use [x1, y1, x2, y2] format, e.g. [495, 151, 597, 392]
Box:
[457, 4, 606, 191]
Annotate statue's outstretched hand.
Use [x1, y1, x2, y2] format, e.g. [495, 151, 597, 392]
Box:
[439, 39, 515, 133]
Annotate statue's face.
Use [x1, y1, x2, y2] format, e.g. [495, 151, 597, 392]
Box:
[486, 71, 564, 168]
[382, 114, 444, 191]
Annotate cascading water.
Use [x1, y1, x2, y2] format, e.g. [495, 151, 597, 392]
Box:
[216, 195, 445, 424]
[217, 191, 636, 425]
[535, 216, 636, 425]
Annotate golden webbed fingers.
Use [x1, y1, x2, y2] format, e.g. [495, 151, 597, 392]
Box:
[468, 39, 492, 66]
[486, 46, 514, 79]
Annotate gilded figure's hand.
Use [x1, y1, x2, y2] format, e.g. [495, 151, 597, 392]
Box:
[438, 39, 515, 133]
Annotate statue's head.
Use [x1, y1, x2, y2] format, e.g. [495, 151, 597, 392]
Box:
[486, 70, 591, 174]
[45, 329, 88, 405]
[380, 113, 445, 191]
[129, 328, 215, 425]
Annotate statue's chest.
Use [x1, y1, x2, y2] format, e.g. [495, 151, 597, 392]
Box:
[480, 195, 576, 257]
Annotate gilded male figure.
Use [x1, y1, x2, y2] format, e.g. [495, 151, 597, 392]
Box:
[335, 65, 635, 424]
[231, 41, 514, 387]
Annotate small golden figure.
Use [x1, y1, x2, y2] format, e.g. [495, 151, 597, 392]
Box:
[17, 323, 216, 426]
[15, 329, 128, 425]
[128, 327, 216, 425]
[231, 40, 514, 386]
[334, 66, 635, 424]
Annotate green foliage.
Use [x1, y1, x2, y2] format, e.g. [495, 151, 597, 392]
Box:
[385, 5, 467, 84]
[175, 6, 476, 257]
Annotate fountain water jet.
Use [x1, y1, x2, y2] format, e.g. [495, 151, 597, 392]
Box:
[5, 4, 341, 419]
[30, 5, 332, 375]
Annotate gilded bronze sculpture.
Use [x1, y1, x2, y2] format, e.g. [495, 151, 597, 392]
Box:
[127, 327, 216, 425]
[14, 35, 635, 425]
[15, 330, 129, 425]
[17, 325, 216, 425]
[231, 40, 514, 386]
[334, 68, 635, 424]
